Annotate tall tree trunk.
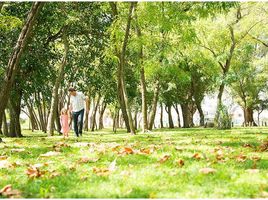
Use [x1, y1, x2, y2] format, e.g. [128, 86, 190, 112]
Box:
[36, 92, 46, 132]
[160, 103, 164, 128]
[196, 102, 204, 126]
[46, 28, 69, 136]
[244, 107, 257, 126]
[173, 104, 181, 128]
[118, 2, 137, 135]
[166, 105, 174, 129]
[83, 95, 90, 131]
[134, 6, 148, 133]
[0, 2, 44, 123]
[91, 95, 101, 132]
[110, 2, 131, 133]
[149, 81, 160, 130]
[3, 110, 9, 136]
[181, 103, 190, 128]
[98, 102, 107, 130]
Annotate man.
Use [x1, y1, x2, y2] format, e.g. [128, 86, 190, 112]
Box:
[69, 87, 87, 137]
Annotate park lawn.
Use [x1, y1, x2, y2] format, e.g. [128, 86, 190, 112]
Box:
[0, 127, 268, 198]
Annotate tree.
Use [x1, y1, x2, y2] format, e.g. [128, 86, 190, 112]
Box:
[0, 2, 44, 137]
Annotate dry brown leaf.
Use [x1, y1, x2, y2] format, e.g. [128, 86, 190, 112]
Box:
[258, 141, 268, 152]
[53, 142, 70, 148]
[251, 155, 261, 161]
[92, 167, 110, 176]
[177, 159, 184, 167]
[78, 157, 99, 163]
[25, 166, 46, 178]
[10, 161, 23, 168]
[124, 147, 134, 154]
[49, 172, 61, 178]
[0, 184, 21, 198]
[0, 156, 7, 160]
[245, 169, 259, 174]
[159, 155, 170, 163]
[236, 154, 247, 162]
[73, 142, 90, 147]
[199, 167, 216, 174]
[242, 143, 253, 148]
[40, 151, 61, 157]
[139, 148, 152, 155]
[11, 148, 25, 153]
[192, 153, 202, 160]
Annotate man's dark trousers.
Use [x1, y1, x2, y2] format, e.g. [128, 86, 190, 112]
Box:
[72, 109, 84, 137]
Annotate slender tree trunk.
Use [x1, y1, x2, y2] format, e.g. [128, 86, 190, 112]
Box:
[160, 103, 164, 128]
[91, 95, 101, 132]
[3, 110, 9, 136]
[149, 81, 160, 130]
[134, 7, 148, 133]
[98, 102, 107, 130]
[0, 111, 3, 135]
[110, 2, 131, 133]
[0, 2, 44, 123]
[196, 102, 204, 126]
[83, 95, 90, 131]
[118, 2, 137, 135]
[173, 104, 181, 128]
[47, 28, 69, 136]
[166, 105, 174, 128]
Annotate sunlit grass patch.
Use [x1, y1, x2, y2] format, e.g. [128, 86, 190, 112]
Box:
[0, 127, 268, 198]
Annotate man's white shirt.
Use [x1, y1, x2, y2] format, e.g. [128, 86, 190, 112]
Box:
[70, 92, 86, 112]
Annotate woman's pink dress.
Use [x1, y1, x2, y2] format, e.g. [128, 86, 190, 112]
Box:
[60, 115, 70, 134]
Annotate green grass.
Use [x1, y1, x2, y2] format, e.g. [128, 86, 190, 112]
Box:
[1, 127, 268, 198]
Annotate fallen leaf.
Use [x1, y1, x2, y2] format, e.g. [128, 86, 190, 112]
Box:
[73, 142, 90, 147]
[236, 154, 247, 162]
[11, 148, 25, 153]
[123, 147, 134, 154]
[258, 141, 268, 152]
[49, 171, 61, 178]
[246, 169, 259, 174]
[40, 151, 61, 157]
[53, 142, 70, 148]
[10, 161, 23, 168]
[139, 148, 152, 155]
[251, 155, 261, 161]
[177, 159, 184, 167]
[0, 184, 21, 198]
[92, 167, 110, 176]
[78, 157, 99, 163]
[192, 153, 202, 160]
[159, 155, 170, 163]
[242, 143, 253, 148]
[25, 166, 46, 178]
[0, 156, 7, 160]
[199, 167, 216, 174]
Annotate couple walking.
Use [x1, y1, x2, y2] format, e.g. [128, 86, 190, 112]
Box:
[60, 87, 87, 138]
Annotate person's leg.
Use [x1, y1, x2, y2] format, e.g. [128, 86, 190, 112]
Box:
[78, 109, 84, 136]
[72, 112, 79, 137]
